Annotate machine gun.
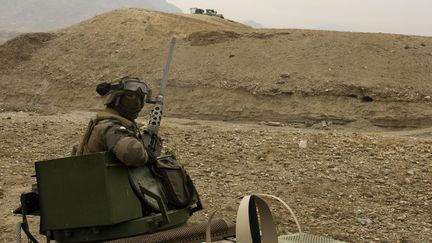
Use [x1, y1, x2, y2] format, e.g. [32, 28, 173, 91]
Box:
[141, 36, 176, 157]
[130, 36, 202, 213]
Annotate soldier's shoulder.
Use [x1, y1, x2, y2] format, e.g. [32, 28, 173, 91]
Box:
[95, 119, 128, 130]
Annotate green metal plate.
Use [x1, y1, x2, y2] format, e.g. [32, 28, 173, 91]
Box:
[36, 152, 142, 230]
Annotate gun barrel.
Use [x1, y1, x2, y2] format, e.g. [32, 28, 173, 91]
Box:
[158, 36, 177, 103]
[143, 37, 176, 155]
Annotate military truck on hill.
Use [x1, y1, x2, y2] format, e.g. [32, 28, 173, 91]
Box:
[190, 8, 224, 19]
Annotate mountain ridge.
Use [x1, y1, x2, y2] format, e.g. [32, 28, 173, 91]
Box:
[0, 0, 182, 31]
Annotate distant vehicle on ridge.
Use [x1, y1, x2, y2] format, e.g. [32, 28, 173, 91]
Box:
[190, 8, 224, 19]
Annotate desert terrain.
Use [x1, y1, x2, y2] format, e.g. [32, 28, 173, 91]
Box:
[0, 9, 431, 242]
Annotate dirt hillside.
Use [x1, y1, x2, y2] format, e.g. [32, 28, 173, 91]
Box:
[0, 8, 431, 129]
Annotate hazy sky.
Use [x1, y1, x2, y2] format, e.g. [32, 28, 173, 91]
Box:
[168, 0, 432, 36]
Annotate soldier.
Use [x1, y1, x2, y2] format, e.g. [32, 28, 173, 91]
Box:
[75, 77, 149, 166]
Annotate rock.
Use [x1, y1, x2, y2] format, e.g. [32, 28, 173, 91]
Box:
[382, 168, 391, 175]
[388, 223, 397, 229]
[357, 218, 372, 225]
[264, 121, 283, 127]
[311, 120, 332, 130]
[299, 139, 308, 149]
[304, 120, 313, 127]
[280, 73, 291, 79]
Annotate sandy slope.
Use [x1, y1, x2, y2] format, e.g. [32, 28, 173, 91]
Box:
[0, 8, 431, 129]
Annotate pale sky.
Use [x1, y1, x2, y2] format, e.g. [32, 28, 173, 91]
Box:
[168, 0, 432, 36]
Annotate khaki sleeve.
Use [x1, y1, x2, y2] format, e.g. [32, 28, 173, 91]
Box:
[104, 124, 148, 166]
[111, 137, 148, 167]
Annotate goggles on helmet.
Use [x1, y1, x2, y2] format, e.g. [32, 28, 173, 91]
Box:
[96, 79, 149, 97]
[115, 80, 148, 96]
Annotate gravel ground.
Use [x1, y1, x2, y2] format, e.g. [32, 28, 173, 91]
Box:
[0, 111, 431, 242]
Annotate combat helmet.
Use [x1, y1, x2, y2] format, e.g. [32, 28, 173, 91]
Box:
[96, 77, 150, 120]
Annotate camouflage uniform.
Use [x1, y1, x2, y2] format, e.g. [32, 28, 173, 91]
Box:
[76, 77, 149, 166]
